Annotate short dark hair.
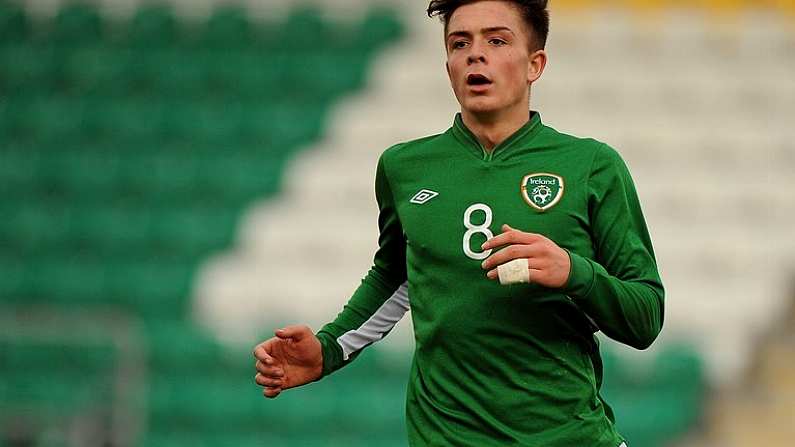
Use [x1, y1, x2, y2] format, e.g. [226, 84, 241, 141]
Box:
[427, 0, 549, 51]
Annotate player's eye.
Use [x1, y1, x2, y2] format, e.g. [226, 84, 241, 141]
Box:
[451, 40, 469, 50]
[489, 38, 507, 46]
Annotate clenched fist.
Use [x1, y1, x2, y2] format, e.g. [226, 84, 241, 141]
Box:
[253, 325, 323, 399]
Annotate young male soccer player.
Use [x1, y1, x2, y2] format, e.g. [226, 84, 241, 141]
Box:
[254, 1, 663, 445]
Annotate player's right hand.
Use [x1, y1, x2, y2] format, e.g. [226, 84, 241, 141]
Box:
[253, 325, 323, 399]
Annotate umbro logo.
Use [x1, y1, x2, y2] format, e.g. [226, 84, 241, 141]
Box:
[410, 189, 439, 205]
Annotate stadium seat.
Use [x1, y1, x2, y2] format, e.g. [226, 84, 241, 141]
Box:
[0, 44, 59, 95]
[0, 253, 24, 299]
[143, 320, 222, 369]
[201, 50, 283, 100]
[200, 5, 254, 49]
[49, 2, 103, 46]
[2, 201, 72, 255]
[151, 54, 207, 98]
[124, 3, 179, 48]
[0, 0, 29, 43]
[63, 46, 133, 97]
[68, 205, 153, 255]
[149, 207, 237, 255]
[360, 6, 406, 52]
[105, 260, 193, 318]
[0, 146, 37, 196]
[31, 257, 106, 306]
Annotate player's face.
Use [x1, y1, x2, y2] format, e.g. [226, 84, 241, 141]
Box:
[444, 1, 541, 118]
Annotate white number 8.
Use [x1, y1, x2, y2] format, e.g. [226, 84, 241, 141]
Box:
[463, 203, 493, 260]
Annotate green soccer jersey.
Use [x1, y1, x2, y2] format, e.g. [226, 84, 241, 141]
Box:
[316, 111, 664, 446]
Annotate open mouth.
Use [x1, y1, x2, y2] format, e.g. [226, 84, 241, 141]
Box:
[466, 73, 492, 86]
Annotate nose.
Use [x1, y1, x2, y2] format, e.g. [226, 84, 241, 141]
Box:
[467, 40, 486, 64]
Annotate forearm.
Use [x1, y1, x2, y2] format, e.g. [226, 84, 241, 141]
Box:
[565, 250, 664, 350]
[316, 265, 408, 376]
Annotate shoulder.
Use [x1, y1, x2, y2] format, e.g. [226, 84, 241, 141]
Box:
[540, 123, 626, 168]
[379, 132, 448, 167]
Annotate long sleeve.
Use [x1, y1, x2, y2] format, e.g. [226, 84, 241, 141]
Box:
[315, 151, 409, 377]
[563, 143, 665, 350]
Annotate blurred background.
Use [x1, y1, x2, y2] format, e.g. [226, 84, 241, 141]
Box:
[0, 0, 793, 446]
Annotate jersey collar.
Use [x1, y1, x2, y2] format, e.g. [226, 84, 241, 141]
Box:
[451, 111, 543, 161]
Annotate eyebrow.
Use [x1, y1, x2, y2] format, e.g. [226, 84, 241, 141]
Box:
[447, 26, 515, 40]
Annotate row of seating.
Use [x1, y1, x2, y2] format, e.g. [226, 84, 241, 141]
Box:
[1, 45, 371, 99]
[0, 152, 288, 206]
[1, 341, 117, 373]
[1, 211, 238, 259]
[0, 2, 403, 52]
[139, 432, 410, 447]
[0, 336, 119, 437]
[1, 104, 327, 148]
[0, 260, 196, 318]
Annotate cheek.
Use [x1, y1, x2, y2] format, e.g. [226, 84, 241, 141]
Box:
[447, 58, 466, 81]
[503, 58, 529, 89]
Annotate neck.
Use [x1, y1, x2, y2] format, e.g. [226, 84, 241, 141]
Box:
[461, 102, 531, 152]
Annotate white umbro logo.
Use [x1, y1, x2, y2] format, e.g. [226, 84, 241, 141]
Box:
[410, 189, 439, 205]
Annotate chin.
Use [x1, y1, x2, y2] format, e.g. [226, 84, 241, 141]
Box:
[462, 98, 501, 115]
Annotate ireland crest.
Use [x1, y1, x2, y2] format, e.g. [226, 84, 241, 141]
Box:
[521, 173, 564, 211]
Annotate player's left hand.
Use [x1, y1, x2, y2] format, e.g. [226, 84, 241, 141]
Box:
[481, 224, 571, 288]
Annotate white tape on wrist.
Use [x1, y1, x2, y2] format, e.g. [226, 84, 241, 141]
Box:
[497, 258, 530, 285]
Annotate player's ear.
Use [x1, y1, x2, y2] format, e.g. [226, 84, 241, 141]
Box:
[527, 49, 547, 85]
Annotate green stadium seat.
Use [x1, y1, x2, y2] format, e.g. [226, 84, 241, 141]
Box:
[290, 52, 366, 99]
[104, 260, 193, 318]
[144, 320, 223, 371]
[197, 49, 281, 99]
[0, 44, 59, 95]
[185, 101, 245, 143]
[50, 2, 103, 45]
[0, 254, 24, 300]
[2, 342, 115, 373]
[95, 99, 164, 141]
[156, 100, 201, 139]
[151, 52, 207, 98]
[25, 97, 85, 141]
[2, 201, 73, 256]
[360, 7, 406, 52]
[124, 51, 177, 97]
[0, 0, 30, 43]
[114, 150, 203, 199]
[66, 205, 152, 255]
[125, 3, 179, 48]
[150, 206, 236, 255]
[0, 146, 38, 196]
[1, 370, 112, 410]
[200, 5, 253, 49]
[63, 46, 133, 96]
[0, 336, 118, 438]
[281, 7, 330, 51]
[28, 256, 106, 306]
[37, 149, 122, 198]
[188, 149, 280, 203]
